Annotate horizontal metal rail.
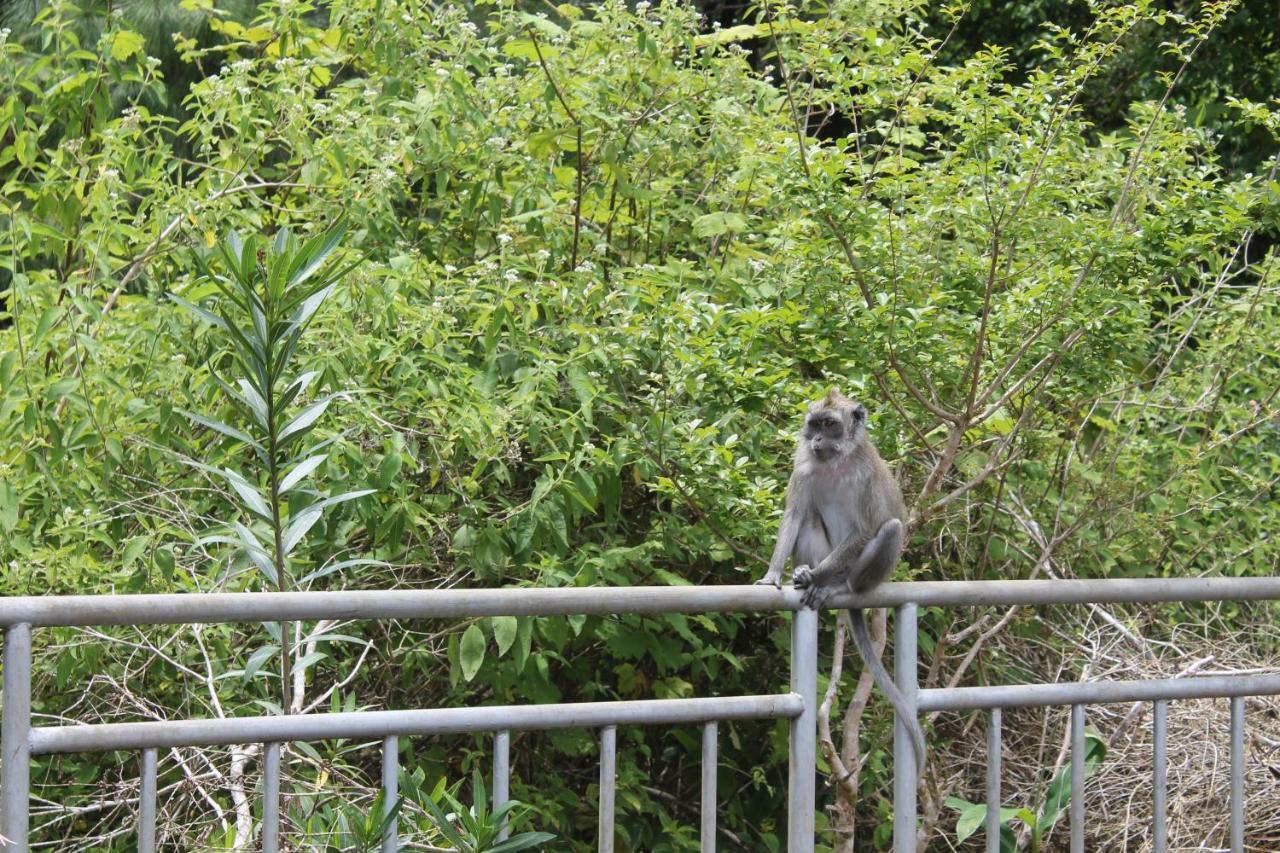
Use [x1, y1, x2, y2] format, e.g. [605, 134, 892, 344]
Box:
[4, 577, 1280, 627]
[28, 694, 804, 755]
[919, 672, 1280, 711]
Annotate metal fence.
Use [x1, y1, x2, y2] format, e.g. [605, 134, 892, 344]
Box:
[2, 577, 1280, 852]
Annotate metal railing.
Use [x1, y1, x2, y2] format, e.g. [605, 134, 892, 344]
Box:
[2, 577, 1280, 852]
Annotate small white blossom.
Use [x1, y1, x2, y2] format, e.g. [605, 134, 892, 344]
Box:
[436, 67, 450, 77]
[497, 233, 513, 246]
[504, 269, 519, 282]
[592, 243, 607, 256]
[444, 264, 458, 274]
[535, 249, 551, 262]
[748, 258, 767, 273]
[576, 260, 595, 273]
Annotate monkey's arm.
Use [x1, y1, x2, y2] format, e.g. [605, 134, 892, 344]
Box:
[794, 518, 902, 608]
[756, 475, 803, 587]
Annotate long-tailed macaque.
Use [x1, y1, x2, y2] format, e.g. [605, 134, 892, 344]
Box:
[756, 389, 926, 777]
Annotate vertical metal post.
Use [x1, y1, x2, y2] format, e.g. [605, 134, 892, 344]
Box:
[598, 726, 616, 853]
[139, 748, 158, 853]
[493, 730, 510, 842]
[701, 722, 717, 853]
[1153, 700, 1167, 853]
[1230, 697, 1244, 853]
[986, 709, 1001, 853]
[787, 606, 817, 853]
[2, 623, 31, 852]
[262, 742, 280, 853]
[381, 735, 398, 853]
[892, 604, 918, 853]
[1070, 704, 1084, 853]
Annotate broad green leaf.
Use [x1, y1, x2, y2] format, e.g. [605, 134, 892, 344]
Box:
[492, 616, 518, 656]
[122, 536, 150, 570]
[955, 801, 986, 842]
[109, 30, 146, 61]
[460, 623, 486, 681]
[692, 211, 748, 238]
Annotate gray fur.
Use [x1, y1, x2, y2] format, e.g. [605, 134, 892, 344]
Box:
[756, 390, 926, 780]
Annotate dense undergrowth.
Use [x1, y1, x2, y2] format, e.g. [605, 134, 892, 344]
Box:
[1, 0, 1278, 849]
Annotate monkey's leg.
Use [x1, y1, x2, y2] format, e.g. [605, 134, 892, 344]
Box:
[795, 518, 902, 609]
[846, 518, 903, 595]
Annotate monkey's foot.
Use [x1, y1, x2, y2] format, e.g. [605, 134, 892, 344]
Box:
[792, 566, 832, 609]
[754, 575, 783, 588]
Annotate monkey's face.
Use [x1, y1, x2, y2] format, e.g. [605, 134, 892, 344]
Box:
[803, 401, 866, 462]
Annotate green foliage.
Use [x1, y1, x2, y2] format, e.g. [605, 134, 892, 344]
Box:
[1, 0, 1278, 848]
[401, 769, 556, 853]
[947, 729, 1107, 852]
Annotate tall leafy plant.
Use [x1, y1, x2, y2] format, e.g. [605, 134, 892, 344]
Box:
[173, 223, 371, 714]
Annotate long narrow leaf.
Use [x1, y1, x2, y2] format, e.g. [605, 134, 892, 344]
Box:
[221, 468, 273, 520]
[420, 796, 469, 849]
[279, 454, 327, 493]
[235, 379, 270, 430]
[281, 506, 323, 556]
[306, 489, 376, 514]
[288, 223, 347, 290]
[169, 294, 228, 330]
[278, 398, 331, 443]
[297, 558, 386, 585]
[243, 644, 279, 680]
[288, 282, 336, 331]
[178, 410, 263, 451]
[489, 833, 558, 852]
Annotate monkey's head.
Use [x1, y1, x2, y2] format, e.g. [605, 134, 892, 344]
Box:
[802, 389, 867, 463]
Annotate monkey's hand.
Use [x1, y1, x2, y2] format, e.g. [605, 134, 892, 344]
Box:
[754, 570, 783, 588]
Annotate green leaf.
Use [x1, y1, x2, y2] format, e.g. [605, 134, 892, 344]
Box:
[279, 454, 327, 493]
[109, 30, 146, 61]
[297, 558, 386, 585]
[691, 211, 748, 238]
[179, 410, 262, 450]
[169, 294, 228, 330]
[955, 801, 986, 842]
[460, 623, 486, 682]
[281, 506, 322, 556]
[222, 469, 272, 520]
[490, 833, 558, 852]
[492, 616, 518, 656]
[243, 644, 279, 680]
[122, 536, 150, 570]
[278, 398, 331, 443]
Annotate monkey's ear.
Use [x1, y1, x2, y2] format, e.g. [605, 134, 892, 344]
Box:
[852, 403, 867, 422]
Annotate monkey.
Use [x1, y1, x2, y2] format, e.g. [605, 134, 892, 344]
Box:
[756, 389, 926, 779]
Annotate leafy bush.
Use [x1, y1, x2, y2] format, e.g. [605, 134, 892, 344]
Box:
[1, 0, 1277, 849]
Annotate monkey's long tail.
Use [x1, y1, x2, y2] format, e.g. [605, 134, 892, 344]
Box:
[846, 609, 927, 783]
